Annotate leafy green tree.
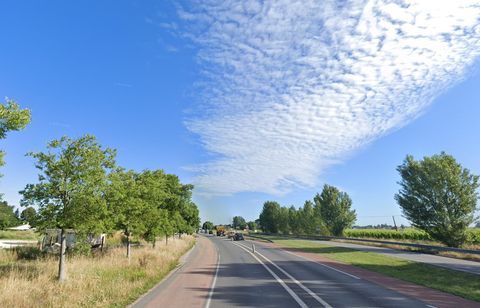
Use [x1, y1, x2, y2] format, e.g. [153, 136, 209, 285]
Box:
[259, 201, 281, 233]
[107, 169, 149, 260]
[203, 221, 214, 231]
[278, 206, 290, 234]
[298, 201, 316, 235]
[247, 221, 256, 231]
[287, 206, 300, 234]
[233, 216, 247, 230]
[314, 185, 356, 236]
[21, 135, 116, 281]
[0, 98, 31, 170]
[20, 206, 38, 227]
[395, 153, 479, 247]
[0, 201, 20, 229]
[136, 170, 169, 248]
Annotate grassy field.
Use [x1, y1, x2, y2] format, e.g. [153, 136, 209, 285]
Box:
[0, 230, 39, 240]
[265, 237, 480, 302]
[0, 235, 195, 307]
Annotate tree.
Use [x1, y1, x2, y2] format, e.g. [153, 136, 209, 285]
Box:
[395, 153, 479, 247]
[107, 169, 149, 260]
[298, 201, 316, 235]
[232, 216, 247, 230]
[20, 206, 38, 227]
[287, 206, 300, 234]
[21, 135, 116, 282]
[278, 207, 290, 234]
[0, 201, 20, 229]
[259, 201, 281, 233]
[314, 185, 356, 236]
[247, 221, 256, 231]
[203, 221, 214, 231]
[0, 98, 31, 170]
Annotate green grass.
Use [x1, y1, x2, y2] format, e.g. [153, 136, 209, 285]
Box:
[270, 238, 480, 302]
[0, 230, 39, 240]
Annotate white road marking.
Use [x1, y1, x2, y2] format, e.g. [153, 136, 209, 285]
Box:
[236, 242, 332, 308]
[232, 242, 309, 308]
[204, 248, 221, 308]
[254, 241, 361, 280]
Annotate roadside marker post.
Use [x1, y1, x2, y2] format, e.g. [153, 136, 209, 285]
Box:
[252, 244, 256, 254]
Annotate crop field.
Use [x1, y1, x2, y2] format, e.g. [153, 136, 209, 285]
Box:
[344, 228, 480, 245]
[0, 235, 195, 307]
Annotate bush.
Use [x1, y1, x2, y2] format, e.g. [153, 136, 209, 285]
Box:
[14, 246, 44, 260]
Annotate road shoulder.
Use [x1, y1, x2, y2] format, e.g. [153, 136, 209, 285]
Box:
[131, 235, 218, 308]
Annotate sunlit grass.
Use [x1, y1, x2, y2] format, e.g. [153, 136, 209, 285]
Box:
[0, 235, 195, 307]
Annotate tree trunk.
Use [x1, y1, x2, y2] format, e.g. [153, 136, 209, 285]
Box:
[152, 238, 156, 249]
[58, 229, 67, 282]
[126, 233, 131, 263]
[165, 235, 168, 245]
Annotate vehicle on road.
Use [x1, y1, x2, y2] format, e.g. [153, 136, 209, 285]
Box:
[234, 233, 244, 241]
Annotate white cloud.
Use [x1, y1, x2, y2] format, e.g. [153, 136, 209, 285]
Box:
[179, 0, 480, 195]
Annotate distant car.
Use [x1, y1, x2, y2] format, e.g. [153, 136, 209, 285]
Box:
[234, 233, 244, 241]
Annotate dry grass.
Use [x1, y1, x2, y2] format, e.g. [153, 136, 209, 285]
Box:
[0, 235, 195, 308]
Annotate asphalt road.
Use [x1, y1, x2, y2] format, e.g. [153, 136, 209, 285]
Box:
[207, 236, 430, 308]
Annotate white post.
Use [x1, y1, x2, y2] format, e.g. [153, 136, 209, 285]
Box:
[252, 243, 255, 254]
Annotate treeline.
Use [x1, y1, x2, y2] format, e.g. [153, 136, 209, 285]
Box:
[19, 135, 200, 281]
[0, 99, 200, 282]
[258, 152, 479, 248]
[258, 184, 356, 236]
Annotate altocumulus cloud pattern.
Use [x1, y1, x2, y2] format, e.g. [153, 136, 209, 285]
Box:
[179, 0, 480, 196]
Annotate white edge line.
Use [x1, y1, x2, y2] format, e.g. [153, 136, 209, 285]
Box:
[236, 242, 332, 308]
[274, 244, 361, 280]
[232, 242, 308, 308]
[205, 247, 220, 308]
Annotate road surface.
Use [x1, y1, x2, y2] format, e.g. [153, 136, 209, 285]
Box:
[134, 235, 478, 307]
[302, 239, 480, 275]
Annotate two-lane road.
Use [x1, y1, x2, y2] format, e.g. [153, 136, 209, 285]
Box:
[207, 236, 428, 308]
[134, 235, 478, 307]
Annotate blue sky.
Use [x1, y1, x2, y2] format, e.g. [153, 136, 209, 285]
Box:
[1, 1, 479, 226]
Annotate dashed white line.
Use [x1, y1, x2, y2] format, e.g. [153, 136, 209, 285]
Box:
[236, 242, 332, 308]
[232, 242, 309, 308]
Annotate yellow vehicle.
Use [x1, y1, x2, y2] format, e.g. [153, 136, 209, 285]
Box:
[215, 225, 226, 236]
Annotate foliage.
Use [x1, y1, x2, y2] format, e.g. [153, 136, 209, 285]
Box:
[259, 201, 281, 233]
[14, 246, 44, 260]
[0, 201, 20, 229]
[20, 207, 38, 227]
[247, 221, 257, 231]
[21, 135, 116, 234]
[0, 98, 31, 169]
[232, 216, 247, 230]
[395, 153, 479, 247]
[202, 221, 214, 231]
[314, 184, 356, 236]
[20, 135, 116, 281]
